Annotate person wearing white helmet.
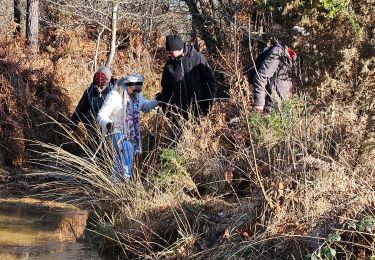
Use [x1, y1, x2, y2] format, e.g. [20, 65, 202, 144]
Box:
[97, 73, 157, 180]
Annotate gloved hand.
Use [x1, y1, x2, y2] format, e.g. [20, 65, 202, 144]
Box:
[110, 77, 117, 85]
[143, 99, 158, 113]
[106, 122, 114, 134]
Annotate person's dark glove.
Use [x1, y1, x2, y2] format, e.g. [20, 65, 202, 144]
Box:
[106, 122, 114, 134]
[110, 77, 117, 85]
[154, 92, 163, 103]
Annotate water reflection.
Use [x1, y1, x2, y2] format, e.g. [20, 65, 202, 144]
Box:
[0, 199, 105, 259]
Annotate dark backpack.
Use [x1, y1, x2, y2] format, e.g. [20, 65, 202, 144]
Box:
[248, 43, 281, 85]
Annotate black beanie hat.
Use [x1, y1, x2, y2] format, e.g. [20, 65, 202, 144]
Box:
[165, 34, 184, 51]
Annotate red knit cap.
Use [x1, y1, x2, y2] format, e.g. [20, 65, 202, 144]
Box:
[287, 47, 297, 61]
[93, 71, 108, 86]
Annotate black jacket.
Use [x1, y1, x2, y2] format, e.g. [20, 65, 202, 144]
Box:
[160, 44, 216, 118]
[70, 83, 112, 133]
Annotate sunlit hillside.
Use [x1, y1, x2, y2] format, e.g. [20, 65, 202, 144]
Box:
[0, 0, 374, 259]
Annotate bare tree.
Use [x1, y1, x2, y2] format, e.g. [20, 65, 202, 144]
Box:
[14, 0, 21, 36]
[105, 1, 119, 67]
[183, 0, 224, 55]
[26, 0, 39, 53]
[43, 0, 130, 67]
[43, 0, 175, 65]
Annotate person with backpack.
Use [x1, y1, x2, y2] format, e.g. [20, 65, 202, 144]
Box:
[249, 38, 297, 114]
[156, 34, 216, 138]
[69, 66, 115, 136]
[97, 73, 158, 181]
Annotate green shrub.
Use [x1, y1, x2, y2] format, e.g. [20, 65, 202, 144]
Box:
[319, 0, 350, 18]
[150, 148, 194, 193]
[256, 0, 286, 12]
[305, 215, 375, 260]
[249, 100, 298, 145]
[348, 15, 364, 36]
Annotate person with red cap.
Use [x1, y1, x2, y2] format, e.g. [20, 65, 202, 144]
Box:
[249, 26, 306, 114]
[69, 66, 115, 137]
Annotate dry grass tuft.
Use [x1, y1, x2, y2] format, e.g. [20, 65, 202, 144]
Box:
[1, 1, 374, 259]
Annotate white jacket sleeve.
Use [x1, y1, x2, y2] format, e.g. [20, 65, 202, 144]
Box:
[139, 93, 158, 113]
[97, 90, 121, 133]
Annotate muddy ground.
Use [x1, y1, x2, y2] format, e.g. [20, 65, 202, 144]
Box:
[0, 168, 31, 198]
[0, 167, 71, 201]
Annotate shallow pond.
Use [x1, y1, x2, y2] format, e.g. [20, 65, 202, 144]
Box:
[0, 198, 105, 259]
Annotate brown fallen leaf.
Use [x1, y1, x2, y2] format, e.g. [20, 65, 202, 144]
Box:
[242, 231, 250, 240]
[223, 228, 230, 239]
[224, 167, 233, 183]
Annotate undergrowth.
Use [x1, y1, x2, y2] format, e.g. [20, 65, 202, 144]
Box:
[0, 0, 374, 259]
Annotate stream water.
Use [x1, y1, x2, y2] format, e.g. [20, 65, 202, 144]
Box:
[0, 199, 105, 259]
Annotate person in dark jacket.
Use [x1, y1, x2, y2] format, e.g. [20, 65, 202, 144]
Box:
[251, 24, 309, 114]
[158, 34, 216, 120]
[252, 39, 297, 114]
[70, 66, 115, 136]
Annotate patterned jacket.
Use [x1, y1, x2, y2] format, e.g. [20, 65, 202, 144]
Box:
[97, 90, 157, 135]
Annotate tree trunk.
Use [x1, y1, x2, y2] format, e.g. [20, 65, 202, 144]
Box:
[14, 0, 21, 36]
[26, 0, 39, 53]
[105, 2, 119, 67]
[184, 0, 221, 55]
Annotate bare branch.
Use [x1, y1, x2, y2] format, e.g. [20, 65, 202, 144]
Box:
[106, 1, 119, 66]
[94, 26, 105, 71]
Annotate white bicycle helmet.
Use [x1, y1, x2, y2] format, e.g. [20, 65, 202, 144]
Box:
[124, 73, 144, 84]
[118, 73, 144, 91]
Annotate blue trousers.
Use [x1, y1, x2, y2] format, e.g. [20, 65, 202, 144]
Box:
[112, 133, 134, 179]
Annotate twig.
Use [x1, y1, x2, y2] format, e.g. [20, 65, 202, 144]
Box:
[94, 26, 105, 71]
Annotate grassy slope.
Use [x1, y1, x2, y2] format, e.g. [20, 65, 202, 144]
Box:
[0, 0, 374, 259]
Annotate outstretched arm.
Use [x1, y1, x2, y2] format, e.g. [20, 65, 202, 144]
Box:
[139, 93, 158, 113]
